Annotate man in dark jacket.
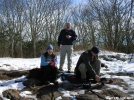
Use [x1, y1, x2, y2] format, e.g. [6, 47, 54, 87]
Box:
[74, 46, 108, 83]
[58, 22, 77, 73]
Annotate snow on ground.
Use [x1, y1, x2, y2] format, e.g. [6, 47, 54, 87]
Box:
[0, 50, 134, 100]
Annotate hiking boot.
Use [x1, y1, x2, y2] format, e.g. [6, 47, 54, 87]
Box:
[58, 68, 64, 73]
[67, 70, 73, 73]
[44, 81, 50, 85]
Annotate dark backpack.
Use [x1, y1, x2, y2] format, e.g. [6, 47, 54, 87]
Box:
[28, 68, 42, 80]
[23, 78, 43, 88]
[23, 68, 43, 87]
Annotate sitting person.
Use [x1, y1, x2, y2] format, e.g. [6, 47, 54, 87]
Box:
[40, 44, 58, 85]
[74, 46, 108, 83]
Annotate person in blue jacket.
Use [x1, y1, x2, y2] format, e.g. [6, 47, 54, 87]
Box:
[40, 44, 58, 85]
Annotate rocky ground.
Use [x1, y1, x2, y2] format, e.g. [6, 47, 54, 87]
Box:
[0, 54, 134, 100]
[0, 70, 134, 100]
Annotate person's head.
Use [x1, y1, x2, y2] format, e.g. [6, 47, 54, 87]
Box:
[65, 22, 71, 30]
[91, 46, 99, 56]
[46, 44, 53, 54]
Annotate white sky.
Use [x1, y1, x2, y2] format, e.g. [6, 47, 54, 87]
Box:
[0, 50, 134, 100]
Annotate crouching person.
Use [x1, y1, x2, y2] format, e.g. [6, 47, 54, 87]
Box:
[40, 44, 58, 85]
[74, 46, 108, 83]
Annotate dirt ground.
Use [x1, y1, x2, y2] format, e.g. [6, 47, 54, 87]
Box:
[0, 70, 134, 100]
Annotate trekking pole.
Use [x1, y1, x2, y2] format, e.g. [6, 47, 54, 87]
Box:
[50, 85, 55, 100]
[83, 81, 107, 100]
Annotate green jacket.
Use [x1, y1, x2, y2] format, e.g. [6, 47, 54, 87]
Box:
[75, 50, 104, 77]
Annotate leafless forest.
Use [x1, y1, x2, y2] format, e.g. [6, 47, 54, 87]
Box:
[0, 0, 133, 58]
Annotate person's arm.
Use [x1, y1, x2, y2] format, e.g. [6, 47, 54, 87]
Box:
[84, 56, 100, 81]
[40, 55, 49, 67]
[83, 52, 100, 81]
[82, 52, 96, 77]
[97, 55, 108, 68]
[54, 56, 58, 66]
[101, 63, 108, 68]
[71, 30, 77, 40]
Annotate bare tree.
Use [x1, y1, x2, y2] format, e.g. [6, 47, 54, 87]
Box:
[71, 5, 91, 49]
[24, 0, 72, 57]
[88, 0, 133, 51]
[0, 0, 26, 57]
[123, 0, 134, 53]
[24, 0, 53, 57]
[0, 0, 133, 57]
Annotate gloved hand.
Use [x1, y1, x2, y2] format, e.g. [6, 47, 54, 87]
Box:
[95, 75, 100, 82]
[50, 60, 55, 67]
[104, 65, 108, 68]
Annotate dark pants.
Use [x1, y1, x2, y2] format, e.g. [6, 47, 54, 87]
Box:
[41, 65, 58, 82]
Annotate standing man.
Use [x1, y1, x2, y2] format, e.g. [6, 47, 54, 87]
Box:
[58, 22, 77, 73]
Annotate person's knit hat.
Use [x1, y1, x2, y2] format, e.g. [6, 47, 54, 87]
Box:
[91, 46, 99, 54]
[46, 44, 53, 50]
